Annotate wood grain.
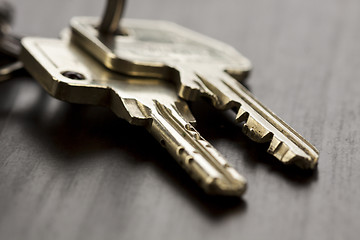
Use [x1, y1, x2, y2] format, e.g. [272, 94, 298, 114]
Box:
[1, 0, 360, 239]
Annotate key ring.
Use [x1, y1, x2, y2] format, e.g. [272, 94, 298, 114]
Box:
[99, 0, 126, 34]
[0, 1, 23, 81]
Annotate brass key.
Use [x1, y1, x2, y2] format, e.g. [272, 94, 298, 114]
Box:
[70, 17, 319, 169]
[20, 37, 247, 196]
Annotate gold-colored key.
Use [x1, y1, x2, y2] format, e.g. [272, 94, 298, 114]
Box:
[70, 2, 319, 169]
[20, 37, 247, 196]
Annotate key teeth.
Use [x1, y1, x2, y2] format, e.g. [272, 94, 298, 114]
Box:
[235, 107, 249, 122]
[174, 101, 196, 125]
[177, 71, 218, 102]
[236, 109, 273, 143]
[178, 84, 199, 101]
[268, 137, 318, 169]
[236, 108, 318, 169]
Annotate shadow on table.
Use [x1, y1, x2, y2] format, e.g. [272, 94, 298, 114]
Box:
[0, 77, 316, 220]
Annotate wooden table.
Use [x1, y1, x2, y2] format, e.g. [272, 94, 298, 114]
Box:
[1, 0, 359, 239]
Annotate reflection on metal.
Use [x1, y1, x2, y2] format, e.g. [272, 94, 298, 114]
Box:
[17, 0, 319, 197]
[21, 36, 247, 196]
[71, 17, 319, 169]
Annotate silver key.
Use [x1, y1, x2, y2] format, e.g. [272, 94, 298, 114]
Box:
[20, 36, 247, 196]
[70, 17, 319, 169]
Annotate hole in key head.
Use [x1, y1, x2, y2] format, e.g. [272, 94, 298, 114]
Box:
[61, 71, 86, 80]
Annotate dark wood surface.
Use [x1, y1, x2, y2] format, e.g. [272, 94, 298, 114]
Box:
[1, 0, 360, 239]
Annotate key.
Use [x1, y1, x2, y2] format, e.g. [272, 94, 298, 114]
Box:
[0, 60, 23, 81]
[70, 17, 319, 169]
[20, 36, 247, 196]
[0, 1, 24, 81]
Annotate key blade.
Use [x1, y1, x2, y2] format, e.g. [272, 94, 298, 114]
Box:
[150, 101, 246, 195]
[227, 81, 318, 169]
[196, 71, 319, 169]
